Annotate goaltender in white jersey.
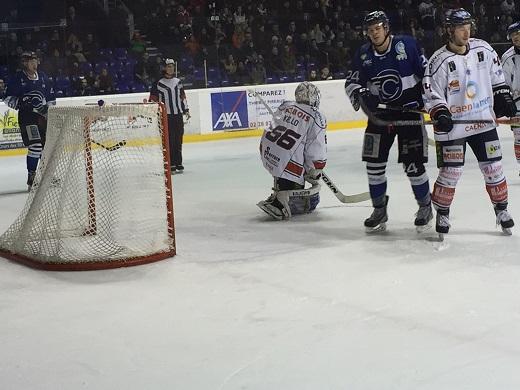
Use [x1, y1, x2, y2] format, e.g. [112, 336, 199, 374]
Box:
[424, 38, 506, 141]
[257, 82, 327, 220]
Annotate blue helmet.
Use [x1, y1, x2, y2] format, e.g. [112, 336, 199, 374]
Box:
[444, 8, 473, 27]
[363, 11, 389, 29]
[507, 21, 520, 39]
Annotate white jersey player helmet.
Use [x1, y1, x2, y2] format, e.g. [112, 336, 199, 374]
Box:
[295, 81, 321, 109]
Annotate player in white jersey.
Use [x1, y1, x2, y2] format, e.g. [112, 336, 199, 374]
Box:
[423, 9, 516, 236]
[501, 21, 520, 175]
[257, 82, 327, 220]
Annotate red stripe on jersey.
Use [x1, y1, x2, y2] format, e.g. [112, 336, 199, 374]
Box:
[285, 160, 303, 176]
[313, 160, 326, 169]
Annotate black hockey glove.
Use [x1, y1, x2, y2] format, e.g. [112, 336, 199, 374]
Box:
[352, 87, 378, 112]
[432, 107, 453, 133]
[493, 85, 517, 118]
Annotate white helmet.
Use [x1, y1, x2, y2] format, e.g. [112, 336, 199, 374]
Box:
[295, 81, 321, 108]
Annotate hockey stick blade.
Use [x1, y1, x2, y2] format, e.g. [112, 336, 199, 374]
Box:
[92, 140, 127, 151]
[321, 172, 370, 203]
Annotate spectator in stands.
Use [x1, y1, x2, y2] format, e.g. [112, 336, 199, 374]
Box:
[235, 61, 251, 85]
[501, 0, 516, 15]
[267, 46, 283, 76]
[281, 44, 297, 75]
[74, 76, 94, 96]
[95, 68, 114, 94]
[135, 52, 152, 86]
[320, 66, 333, 80]
[0, 78, 5, 99]
[83, 33, 99, 61]
[251, 56, 266, 85]
[223, 54, 237, 80]
[308, 69, 319, 81]
[129, 32, 146, 58]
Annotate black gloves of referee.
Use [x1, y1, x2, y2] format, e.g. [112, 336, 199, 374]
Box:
[493, 85, 517, 118]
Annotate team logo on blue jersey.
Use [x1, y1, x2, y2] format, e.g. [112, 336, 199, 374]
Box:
[395, 41, 407, 61]
[371, 69, 403, 102]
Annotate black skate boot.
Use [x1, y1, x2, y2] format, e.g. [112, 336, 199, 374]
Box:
[27, 171, 36, 192]
[495, 203, 514, 235]
[435, 208, 450, 241]
[415, 199, 433, 233]
[364, 195, 389, 233]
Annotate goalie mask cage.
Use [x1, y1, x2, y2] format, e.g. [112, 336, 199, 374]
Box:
[0, 103, 176, 270]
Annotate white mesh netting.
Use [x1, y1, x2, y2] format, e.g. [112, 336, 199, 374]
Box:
[0, 104, 175, 270]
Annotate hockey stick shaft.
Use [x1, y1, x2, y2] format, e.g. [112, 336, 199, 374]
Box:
[321, 172, 371, 203]
[92, 139, 127, 151]
[371, 102, 520, 126]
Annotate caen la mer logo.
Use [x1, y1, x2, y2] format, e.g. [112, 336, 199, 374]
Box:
[395, 41, 407, 61]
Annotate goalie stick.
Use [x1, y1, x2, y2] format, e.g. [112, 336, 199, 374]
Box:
[250, 89, 371, 204]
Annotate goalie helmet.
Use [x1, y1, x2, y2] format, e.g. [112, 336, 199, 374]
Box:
[507, 21, 520, 40]
[363, 11, 389, 30]
[295, 81, 321, 108]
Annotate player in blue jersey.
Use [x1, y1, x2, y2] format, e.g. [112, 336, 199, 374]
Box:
[344, 11, 432, 233]
[4, 51, 55, 190]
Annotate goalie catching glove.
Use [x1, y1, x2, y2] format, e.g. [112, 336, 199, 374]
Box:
[493, 85, 517, 118]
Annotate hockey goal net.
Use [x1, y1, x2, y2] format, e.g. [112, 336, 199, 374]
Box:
[0, 103, 176, 270]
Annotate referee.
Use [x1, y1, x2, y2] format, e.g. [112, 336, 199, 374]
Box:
[149, 58, 190, 173]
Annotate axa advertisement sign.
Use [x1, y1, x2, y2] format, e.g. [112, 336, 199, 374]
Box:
[211, 88, 287, 131]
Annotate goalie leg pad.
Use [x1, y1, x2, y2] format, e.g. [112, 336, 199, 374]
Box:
[289, 192, 320, 215]
[432, 166, 463, 209]
[479, 161, 508, 204]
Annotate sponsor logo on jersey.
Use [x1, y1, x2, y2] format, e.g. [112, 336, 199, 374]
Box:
[448, 61, 456, 72]
[448, 79, 460, 94]
[466, 81, 478, 99]
[464, 122, 487, 132]
[211, 91, 249, 130]
[442, 145, 464, 163]
[485, 140, 502, 158]
[371, 69, 403, 102]
[395, 41, 407, 61]
[477, 51, 484, 62]
[450, 96, 492, 115]
[263, 146, 280, 166]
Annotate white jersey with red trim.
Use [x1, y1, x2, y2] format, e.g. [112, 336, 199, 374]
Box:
[501, 46, 520, 109]
[423, 38, 506, 141]
[260, 101, 327, 185]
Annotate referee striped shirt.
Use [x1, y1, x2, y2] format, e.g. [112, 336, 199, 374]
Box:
[149, 77, 188, 115]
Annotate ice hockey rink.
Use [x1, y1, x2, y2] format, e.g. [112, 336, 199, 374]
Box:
[1, 126, 520, 389]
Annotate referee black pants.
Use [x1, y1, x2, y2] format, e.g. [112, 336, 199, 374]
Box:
[167, 114, 184, 167]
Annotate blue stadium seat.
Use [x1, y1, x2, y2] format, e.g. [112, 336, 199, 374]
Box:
[266, 75, 279, 84]
[80, 62, 93, 73]
[113, 47, 128, 60]
[294, 74, 305, 82]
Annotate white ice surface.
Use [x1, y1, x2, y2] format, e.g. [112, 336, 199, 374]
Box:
[1, 128, 520, 390]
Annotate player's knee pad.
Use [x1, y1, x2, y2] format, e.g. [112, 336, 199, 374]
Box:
[27, 143, 43, 159]
[432, 166, 463, 209]
[366, 162, 387, 186]
[479, 161, 508, 204]
[402, 162, 428, 185]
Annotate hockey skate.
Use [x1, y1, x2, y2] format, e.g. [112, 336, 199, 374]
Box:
[495, 203, 514, 235]
[364, 196, 388, 233]
[257, 193, 290, 221]
[435, 209, 450, 241]
[415, 202, 433, 233]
